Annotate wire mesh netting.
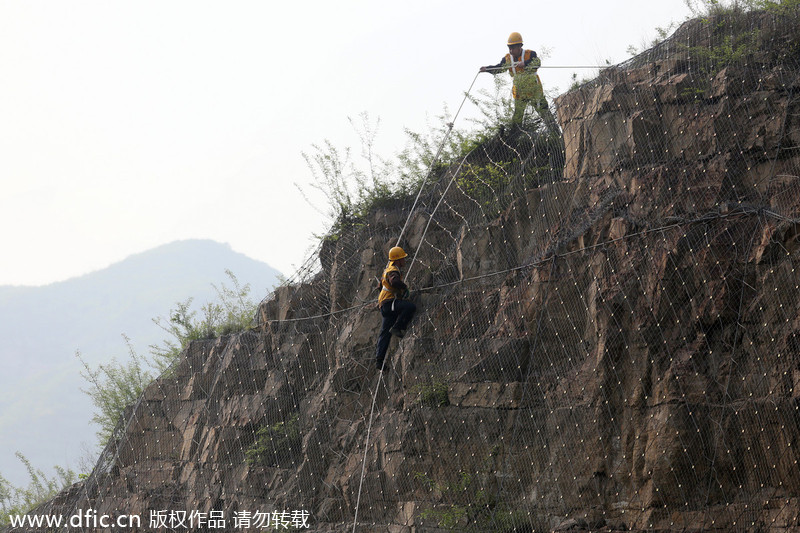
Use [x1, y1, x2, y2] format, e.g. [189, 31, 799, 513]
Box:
[14, 7, 800, 533]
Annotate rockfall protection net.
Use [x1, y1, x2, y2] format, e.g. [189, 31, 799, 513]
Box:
[22, 8, 800, 533]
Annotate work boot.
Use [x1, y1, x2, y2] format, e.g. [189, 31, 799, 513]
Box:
[390, 327, 406, 338]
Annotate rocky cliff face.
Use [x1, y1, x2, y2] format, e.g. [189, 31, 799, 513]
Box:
[19, 10, 800, 533]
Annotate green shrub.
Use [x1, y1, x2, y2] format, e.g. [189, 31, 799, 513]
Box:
[686, 0, 800, 17]
[456, 163, 513, 213]
[689, 29, 760, 74]
[421, 503, 469, 530]
[80, 270, 258, 449]
[301, 80, 523, 242]
[0, 454, 77, 526]
[245, 414, 302, 466]
[411, 378, 450, 407]
[78, 337, 153, 445]
[414, 470, 529, 532]
[300, 112, 414, 242]
[150, 270, 257, 373]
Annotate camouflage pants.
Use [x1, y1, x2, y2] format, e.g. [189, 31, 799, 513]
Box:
[512, 95, 552, 125]
[511, 73, 559, 133]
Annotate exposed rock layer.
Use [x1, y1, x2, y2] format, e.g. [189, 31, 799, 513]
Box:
[17, 11, 800, 533]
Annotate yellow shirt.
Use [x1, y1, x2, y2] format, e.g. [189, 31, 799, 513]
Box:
[504, 50, 543, 101]
[378, 263, 402, 307]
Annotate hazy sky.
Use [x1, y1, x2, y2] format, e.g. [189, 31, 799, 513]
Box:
[0, 0, 695, 286]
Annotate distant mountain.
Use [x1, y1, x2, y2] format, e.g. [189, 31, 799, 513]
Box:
[0, 239, 281, 486]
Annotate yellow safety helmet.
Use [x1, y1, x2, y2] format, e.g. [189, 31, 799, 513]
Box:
[507, 32, 523, 46]
[389, 246, 408, 261]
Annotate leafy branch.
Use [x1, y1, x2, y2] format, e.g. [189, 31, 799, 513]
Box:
[80, 271, 257, 449]
[0, 453, 77, 526]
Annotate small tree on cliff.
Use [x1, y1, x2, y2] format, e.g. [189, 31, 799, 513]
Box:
[685, 0, 800, 15]
[79, 271, 257, 449]
[299, 112, 408, 241]
[0, 453, 77, 526]
[149, 269, 256, 373]
[78, 336, 152, 445]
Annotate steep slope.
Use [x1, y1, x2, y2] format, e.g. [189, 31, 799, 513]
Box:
[14, 9, 800, 533]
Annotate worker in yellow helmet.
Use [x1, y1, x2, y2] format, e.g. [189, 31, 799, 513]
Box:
[375, 246, 416, 371]
[480, 32, 558, 134]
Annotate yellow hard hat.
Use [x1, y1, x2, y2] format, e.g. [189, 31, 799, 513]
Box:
[389, 246, 408, 261]
[507, 32, 523, 46]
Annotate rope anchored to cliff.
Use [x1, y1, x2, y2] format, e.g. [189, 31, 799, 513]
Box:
[63, 14, 800, 533]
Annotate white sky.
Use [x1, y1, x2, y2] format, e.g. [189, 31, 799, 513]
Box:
[0, 0, 695, 286]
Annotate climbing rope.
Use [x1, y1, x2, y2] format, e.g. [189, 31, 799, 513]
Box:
[350, 71, 482, 533]
[65, 16, 800, 532]
[395, 71, 481, 247]
[350, 57, 655, 530]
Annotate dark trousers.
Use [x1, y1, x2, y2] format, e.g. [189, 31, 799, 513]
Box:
[375, 299, 416, 365]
